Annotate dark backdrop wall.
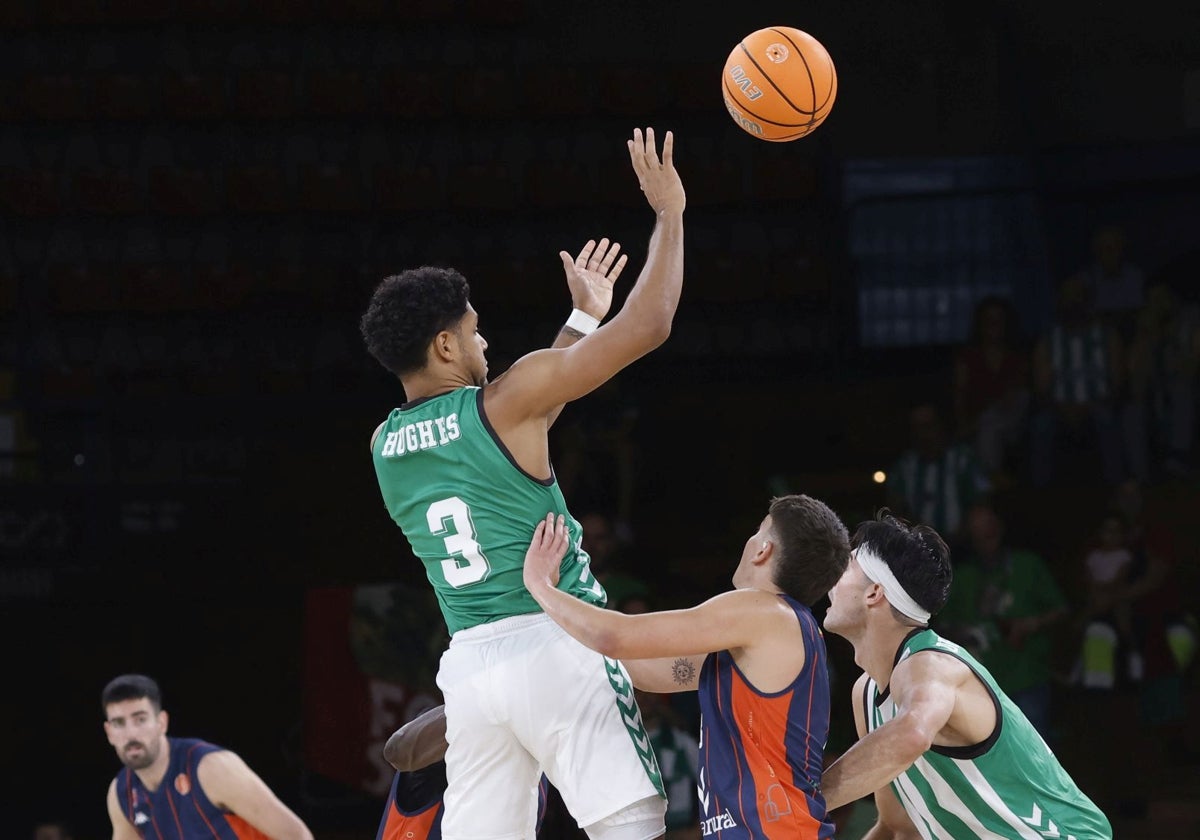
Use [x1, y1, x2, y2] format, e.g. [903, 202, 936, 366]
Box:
[2, 0, 1198, 837]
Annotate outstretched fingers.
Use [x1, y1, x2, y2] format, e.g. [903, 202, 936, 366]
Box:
[598, 243, 625, 277]
[626, 127, 643, 166]
[643, 127, 657, 163]
[575, 239, 597, 268]
[627, 126, 684, 213]
[611, 254, 629, 279]
[586, 237, 611, 271]
[627, 127, 657, 176]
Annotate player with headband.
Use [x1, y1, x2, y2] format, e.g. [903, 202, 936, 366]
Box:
[820, 510, 1112, 840]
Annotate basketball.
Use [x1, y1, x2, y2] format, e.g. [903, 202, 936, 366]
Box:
[722, 26, 837, 142]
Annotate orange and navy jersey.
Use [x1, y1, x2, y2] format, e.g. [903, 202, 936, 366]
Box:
[375, 762, 549, 840]
[376, 763, 445, 840]
[696, 595, 834, 839]
[113, 737, 270, 840]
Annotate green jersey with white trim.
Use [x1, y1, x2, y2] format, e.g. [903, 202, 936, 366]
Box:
[866, 628, 1111, 840]
[371, 386, 607, 635]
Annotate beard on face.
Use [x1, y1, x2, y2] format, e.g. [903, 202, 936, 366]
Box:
[121, 740, 157, 770]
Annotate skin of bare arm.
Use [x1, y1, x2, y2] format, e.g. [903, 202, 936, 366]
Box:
[820, 651, 985, 811]
[383, 704, 449, 772]
[368, 237, 627, 450]
[483, 128, 685, 477]
[546, 237, 629, 428]
[106, 780, 142, 840]
[864, 786, 924, 840]
[622, 655, 706, 693]
[522, 514, 796, 664]
[195, 751, 313, 840]
[837, 673, 924, 840]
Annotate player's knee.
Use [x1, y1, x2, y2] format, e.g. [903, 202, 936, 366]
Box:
[582, 795, 666, 840]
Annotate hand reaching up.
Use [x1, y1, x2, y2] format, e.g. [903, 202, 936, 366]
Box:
[628, 127, 685, 216]
[560, 237, 628, 322]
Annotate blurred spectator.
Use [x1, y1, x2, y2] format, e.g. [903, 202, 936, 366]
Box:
[952, 295, 1031, 482]
[1109, 481, 1197, 764]
[32, 820, 73, 840]
[885, 402, 992, 548]
[1125, 282, 1200, 479]
[936, 501, 1068, 741]
[636, 689, 701, 840]
[1029, 273, 1126, 487]
[578, 509, 650, 610]
[1076, 510, 1139, 689]
[1074, 480, 1200, 818]
[1073, 223, 1146, 340]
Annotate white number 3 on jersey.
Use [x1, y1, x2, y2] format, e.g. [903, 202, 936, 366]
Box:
[427, 496, 491, 588]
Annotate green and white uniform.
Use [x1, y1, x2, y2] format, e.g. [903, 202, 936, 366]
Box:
[866, 629, 1112, 840]
[372, 386, 605, 634]
[372, 387, 664, 839]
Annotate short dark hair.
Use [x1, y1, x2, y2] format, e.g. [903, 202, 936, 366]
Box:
[360, 267, 471, 377]
[101, 674, 163, 716]
[769, 494, 851, 605]
[852, 509, 952, 623]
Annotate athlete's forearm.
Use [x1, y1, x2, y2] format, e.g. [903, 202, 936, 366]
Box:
[821, 720, 929, 811]
[546, 325, 589, 428]
[528, 579, 629, 658]
[610, 211, 684, 346]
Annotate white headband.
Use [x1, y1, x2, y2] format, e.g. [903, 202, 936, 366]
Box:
[855, 545, 931, 624]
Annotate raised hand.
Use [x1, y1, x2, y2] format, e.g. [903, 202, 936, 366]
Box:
[627, 127, 686, 216]
[559, 237, 629, 322]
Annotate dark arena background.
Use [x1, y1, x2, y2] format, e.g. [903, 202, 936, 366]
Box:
[3, 1, 1199, 837]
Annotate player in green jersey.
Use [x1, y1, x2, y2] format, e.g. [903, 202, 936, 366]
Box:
[820, 511, 1112, 839]
[359, 127, 685, 840]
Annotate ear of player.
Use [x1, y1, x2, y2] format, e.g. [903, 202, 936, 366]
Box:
[722, 26, 837, 142]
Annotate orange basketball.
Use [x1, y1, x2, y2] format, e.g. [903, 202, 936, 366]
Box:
[722, 26, 837, 142]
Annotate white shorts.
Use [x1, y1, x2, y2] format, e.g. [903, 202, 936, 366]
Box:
[436, 613, 664, 840]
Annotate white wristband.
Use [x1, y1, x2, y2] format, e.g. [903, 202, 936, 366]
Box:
[565, 308, 600, 335]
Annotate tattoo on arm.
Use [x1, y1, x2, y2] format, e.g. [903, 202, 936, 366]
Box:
[671, 658, 696, 686]
[560, 325, 588, 341]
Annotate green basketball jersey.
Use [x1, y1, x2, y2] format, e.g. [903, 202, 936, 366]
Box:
[866, 629, 1112, 840]
[371, 387, 607, 635]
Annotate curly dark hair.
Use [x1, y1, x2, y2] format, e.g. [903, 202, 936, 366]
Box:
[852, 509, 952, 624]
[769, 494, 851, 606]
[360, 267, 471, 377]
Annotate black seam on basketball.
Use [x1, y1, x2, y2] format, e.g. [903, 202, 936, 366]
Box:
[767, 28, 822, 116]
[774, 28, 836, 113]
[816, 53, 835, 112]
[771, 129, 818, 142]
[723, 74, 815, 129]
[763, 125, 820, 142]
[774, 130, 818, 141]
[723, 61, 818, 129]
[737, 35, 818, 118]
